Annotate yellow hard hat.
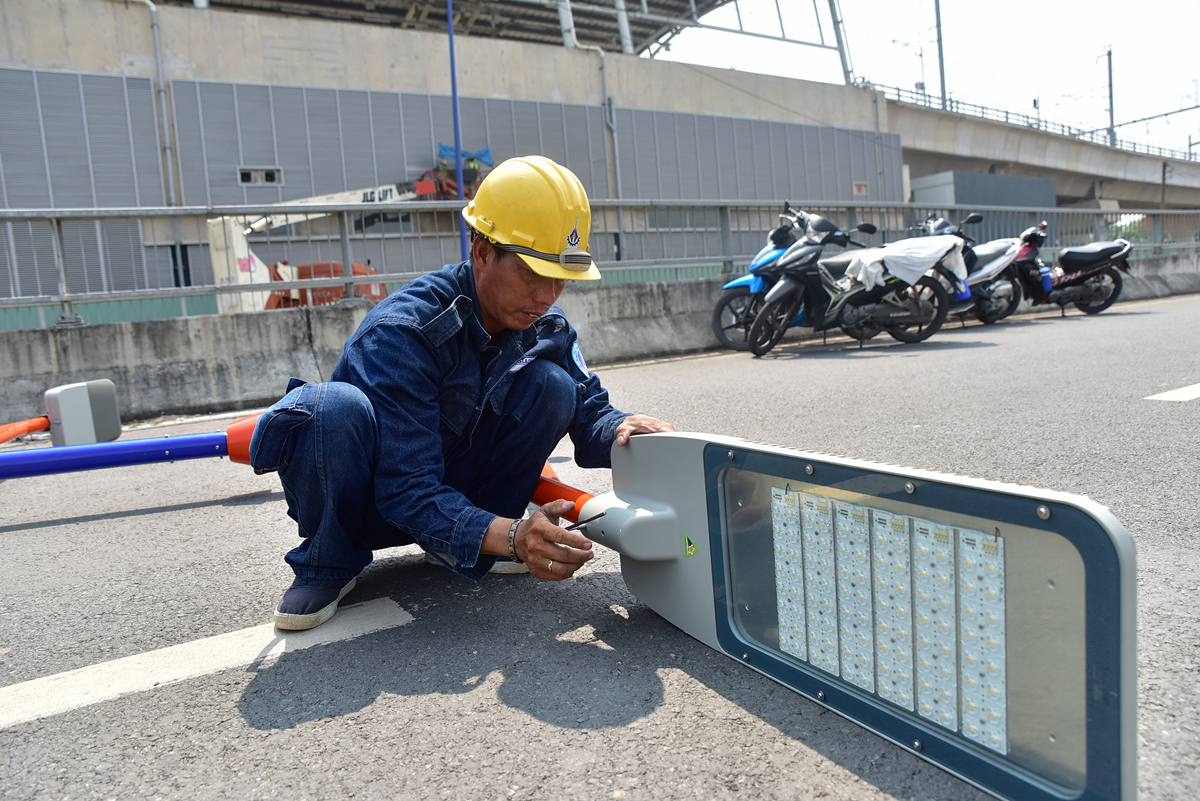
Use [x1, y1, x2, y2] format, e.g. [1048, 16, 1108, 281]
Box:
[462, 156, 601, 281]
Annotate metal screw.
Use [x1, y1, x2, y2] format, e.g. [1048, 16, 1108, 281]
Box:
[905, 481, 915, 494]
[817, 691, 825, 701]
[727, 450, 735, 460]
[1037, 505, 1051, 520]
[742, 653, 749, 660]
[805, 464, 814, 475]
[913, 740, 923, 752]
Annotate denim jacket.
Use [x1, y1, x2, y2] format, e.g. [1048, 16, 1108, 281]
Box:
[329, 260, 627, 576]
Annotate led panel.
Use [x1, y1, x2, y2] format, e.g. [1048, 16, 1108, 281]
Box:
[771, 488, 807, 661]
[913, 518, 959, 732]
[835, 502, 875, 691]
[959, 529, 1008, 754]
[871, 509, 915, 711]
[801, 493, 839, 676]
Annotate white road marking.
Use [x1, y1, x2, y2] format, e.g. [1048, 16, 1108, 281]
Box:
[1145, 383, 1200, 402]
[0, 597, 412, 729]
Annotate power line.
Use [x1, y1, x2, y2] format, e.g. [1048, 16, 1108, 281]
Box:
[1080, 103, 1200, 135]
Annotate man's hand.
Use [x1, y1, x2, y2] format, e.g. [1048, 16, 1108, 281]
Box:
[515, 499, 594, 581]
[614, 414, 675, 446]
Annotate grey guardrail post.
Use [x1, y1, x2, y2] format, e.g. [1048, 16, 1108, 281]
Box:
[339, 212, 354, 299]
[719, 205, 733, 274]
[50, 217, 85, 328]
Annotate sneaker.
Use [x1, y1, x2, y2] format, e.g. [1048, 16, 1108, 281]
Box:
[273, 575, 358, 631]
[423, 552, 530, 574]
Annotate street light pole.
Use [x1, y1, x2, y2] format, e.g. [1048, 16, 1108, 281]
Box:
[447, 0, 468, 261]
[1107, 47, 1116, 147]
[933, 0, 947, 111]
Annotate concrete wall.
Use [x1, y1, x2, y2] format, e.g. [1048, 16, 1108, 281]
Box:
[3, 250, 1198, 424]
[0, 0, 884, 130]
[0, 276, 726, 424]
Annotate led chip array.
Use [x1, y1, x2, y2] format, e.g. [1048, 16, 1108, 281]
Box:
[771, 488, 807, 661]
[872, 510, 915, 711]
[959, 530, 1008, 754]
[802, 494, 840, 676]
[836, 503, 875, 691]
[764, 489, 1007, 754]
[913, 519, 959, 731]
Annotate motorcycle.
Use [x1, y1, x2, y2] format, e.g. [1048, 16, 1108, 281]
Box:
[746, 212, 952, 357]
[1010, 221, 1133, 315]
[914, 213, 1022, 324]
[711, 204, 804, 350]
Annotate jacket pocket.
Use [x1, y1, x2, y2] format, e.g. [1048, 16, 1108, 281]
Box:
[438, 383, 478, 438]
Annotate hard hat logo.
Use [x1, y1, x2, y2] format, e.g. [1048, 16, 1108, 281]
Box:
[461, 156, 601, 281]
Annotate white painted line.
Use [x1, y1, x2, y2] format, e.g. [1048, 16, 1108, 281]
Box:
[0, 597, 412, 729]
[1145, 383, 1200, 402]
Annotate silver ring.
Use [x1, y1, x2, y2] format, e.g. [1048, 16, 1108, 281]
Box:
[547, 559, 554, 572]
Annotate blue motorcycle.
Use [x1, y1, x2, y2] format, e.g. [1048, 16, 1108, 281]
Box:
[710, 204, 804, 350]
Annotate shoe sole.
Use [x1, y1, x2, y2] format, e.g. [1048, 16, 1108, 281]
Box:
[273, 576, 358, 631]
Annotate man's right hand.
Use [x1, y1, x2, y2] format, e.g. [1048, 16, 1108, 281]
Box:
[515, 499, 594, 581]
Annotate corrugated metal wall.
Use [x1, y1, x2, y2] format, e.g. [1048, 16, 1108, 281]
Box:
[0, 68, 168, 300]
[0, 66, 902, 304]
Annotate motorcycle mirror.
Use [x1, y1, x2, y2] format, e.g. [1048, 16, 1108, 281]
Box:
[856, 223, 877, 235]
[962, 213, 984, 224]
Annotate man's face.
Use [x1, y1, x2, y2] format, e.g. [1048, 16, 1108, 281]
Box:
[472, 237, 567, 337]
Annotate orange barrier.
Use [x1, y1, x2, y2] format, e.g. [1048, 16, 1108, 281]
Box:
[0, 416, 50, 446]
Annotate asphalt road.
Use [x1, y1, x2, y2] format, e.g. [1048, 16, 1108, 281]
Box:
[1, 295, 1197, 800]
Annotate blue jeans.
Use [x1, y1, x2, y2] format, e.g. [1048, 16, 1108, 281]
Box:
[249, 359, 576, 582]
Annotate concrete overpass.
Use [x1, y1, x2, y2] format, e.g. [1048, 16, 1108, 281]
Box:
[887, 99, 1200, 209]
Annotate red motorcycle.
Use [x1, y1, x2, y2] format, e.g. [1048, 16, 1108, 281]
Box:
[1011, 221, 1133, 315]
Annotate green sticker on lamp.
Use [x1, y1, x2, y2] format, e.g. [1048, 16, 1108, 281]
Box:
[684, 534, 698, 558]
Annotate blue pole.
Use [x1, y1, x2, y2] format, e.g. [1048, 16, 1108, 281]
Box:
[0, 432, 228, 480]
[447, 0, 468, 261]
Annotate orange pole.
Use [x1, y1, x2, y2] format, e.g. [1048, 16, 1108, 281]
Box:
[531, 475, 594, 524]
[225, 412, 262, 465]
[0, 416, 50, 446]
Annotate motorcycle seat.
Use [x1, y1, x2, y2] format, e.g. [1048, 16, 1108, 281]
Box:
[820, 247, 884, 277]
[1058, 241, 1126, 270]
[969, 239, 1017, 267]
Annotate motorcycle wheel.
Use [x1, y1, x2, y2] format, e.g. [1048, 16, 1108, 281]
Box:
[1073, 267, 1122, 314]
[973, 268, 1023, 324]
[748, 297, 799, 357]
[711, 286, 763, 351]
[886, 276, 951, 343]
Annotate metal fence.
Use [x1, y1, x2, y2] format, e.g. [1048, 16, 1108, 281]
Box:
[876, 84, 1199, 164]
[2, 200, 1199, 330]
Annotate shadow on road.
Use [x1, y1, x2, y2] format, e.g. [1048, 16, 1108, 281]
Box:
[759, 337, 999, 360]
[237, 558, 987, 800]
[0, 489, 284, 533]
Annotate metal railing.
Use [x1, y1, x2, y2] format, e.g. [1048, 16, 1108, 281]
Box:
[2, 200, 1198, 329]
[876, 84, 1199, 163]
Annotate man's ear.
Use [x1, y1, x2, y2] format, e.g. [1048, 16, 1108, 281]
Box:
[470, 235, 495, 267]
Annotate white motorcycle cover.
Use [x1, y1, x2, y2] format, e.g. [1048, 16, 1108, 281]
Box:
[848, 235, 967, 289]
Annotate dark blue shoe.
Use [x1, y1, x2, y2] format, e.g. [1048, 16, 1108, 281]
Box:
[274, 576, 358, 631]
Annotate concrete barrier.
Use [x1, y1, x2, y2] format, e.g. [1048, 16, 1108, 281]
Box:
[0, 278, 726, 424]
[1, 251, 1196, 424]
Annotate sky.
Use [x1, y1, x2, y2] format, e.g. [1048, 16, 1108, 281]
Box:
[650, 0, 1200, 157]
